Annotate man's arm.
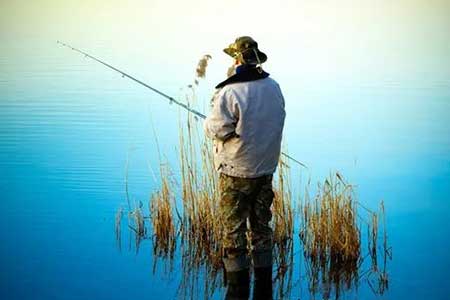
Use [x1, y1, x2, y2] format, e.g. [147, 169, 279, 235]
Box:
[204, 88, 239, 141]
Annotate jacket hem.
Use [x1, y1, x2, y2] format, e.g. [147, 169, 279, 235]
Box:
[219, 169, 275, 179]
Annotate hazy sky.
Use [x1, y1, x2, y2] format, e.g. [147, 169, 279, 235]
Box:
[1, 0, 449, 87]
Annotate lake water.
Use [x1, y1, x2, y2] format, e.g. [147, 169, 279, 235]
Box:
[1, 35, 449, 300]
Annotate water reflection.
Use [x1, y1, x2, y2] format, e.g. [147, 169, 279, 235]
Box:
[115, 167, 391, 300]
[299, 175, 391, 300]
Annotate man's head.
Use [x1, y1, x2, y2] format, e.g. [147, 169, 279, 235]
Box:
[224, 36, 267, 66]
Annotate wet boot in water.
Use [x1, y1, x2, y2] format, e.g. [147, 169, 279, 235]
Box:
[252, 266, 272, 300]
[225, 268, 250, 300]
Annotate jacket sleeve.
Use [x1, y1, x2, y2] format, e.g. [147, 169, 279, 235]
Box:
[204, 88, 239, 141]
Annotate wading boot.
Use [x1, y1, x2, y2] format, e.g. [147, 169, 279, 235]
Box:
[252, 266, 272, 300]
[225, 268, 250, 300]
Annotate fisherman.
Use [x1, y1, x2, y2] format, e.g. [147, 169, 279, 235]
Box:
[204, 36, 286, 300]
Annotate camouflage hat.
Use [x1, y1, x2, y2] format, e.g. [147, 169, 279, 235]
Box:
[223, 36, 267, 65]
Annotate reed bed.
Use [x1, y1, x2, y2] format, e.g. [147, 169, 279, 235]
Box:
[299, 173, 390, 299]
[113, 55, 390, 300]
[176, 93, 224, 299]
[133, 87, 294, 298]
[300, 174, 360, 298]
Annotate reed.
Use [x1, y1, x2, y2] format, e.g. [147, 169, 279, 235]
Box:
[113, 54, 391, 299]
[129, 206, 145, 252]
[273, 155, 294, 245]
[299, 173, 390, 298]
[149, 165, 176, 259]
[271, 152, 295, 299]
[367, 201, 391, 295]
[177, 101, 224, 299]
[195, 54, 212, 80]
[300, 173, 362, 297]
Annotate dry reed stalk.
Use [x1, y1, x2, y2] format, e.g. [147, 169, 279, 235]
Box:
[379, 200, 390, 293]
[273, 237, 295, 299]
[271, 154, 296, 299]
[367, 201, 391, 295]
[300, 173, 391, 299]
[129, 206, 145, 252]
[369, 212, 378, 270]
[300, 173, 361, 297]
[272, 156, 294, 245]
[175, 90, 223, 299]
[149, 168, 176, 259]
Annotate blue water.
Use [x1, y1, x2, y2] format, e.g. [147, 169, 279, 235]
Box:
[1, 36, 449, 300]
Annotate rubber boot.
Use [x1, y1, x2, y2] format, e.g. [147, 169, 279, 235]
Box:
[252, 266, 272, 300]
[225, 268, 250, 300]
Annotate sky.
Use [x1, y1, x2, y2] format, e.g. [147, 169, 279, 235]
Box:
[1, 0, 450, 87]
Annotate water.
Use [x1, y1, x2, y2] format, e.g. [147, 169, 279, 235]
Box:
[1, 6, 450, 300]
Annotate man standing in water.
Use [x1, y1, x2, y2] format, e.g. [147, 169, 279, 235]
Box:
[204, 36, 286, 300]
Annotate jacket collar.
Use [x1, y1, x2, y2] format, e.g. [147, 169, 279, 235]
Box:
[215, 66, 270, 89]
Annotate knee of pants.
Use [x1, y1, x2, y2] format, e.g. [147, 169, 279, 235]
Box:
[219, 193, 251, 251]
[249, 230, 273, 251]
[249, 205, 273, 239]
[253, 187, 274, 223]
[222, 231, 248, 255]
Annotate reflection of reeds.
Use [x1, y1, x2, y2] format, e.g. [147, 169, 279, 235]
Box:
[300, 173, 360, 298]
[150, 166, 176, 259]
[129, 206, 145, 252]
[368, 201, 391, 295]
[272, 153, 295, 299]
[273, 237, 294, 299]
[369, 211, 378, 270]
[115, 206, 123, 251]
[300, 173, 391, 299]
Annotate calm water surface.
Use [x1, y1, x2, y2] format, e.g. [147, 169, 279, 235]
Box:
[1, 39, 449, 300]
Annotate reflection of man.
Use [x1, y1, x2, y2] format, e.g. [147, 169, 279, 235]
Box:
[204, 36, 286, 300]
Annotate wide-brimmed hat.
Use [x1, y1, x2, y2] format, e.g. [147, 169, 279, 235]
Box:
[223, 36, 267, 65]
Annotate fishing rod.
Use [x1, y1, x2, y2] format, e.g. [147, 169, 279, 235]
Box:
[57, 41, 206, 119]
[57, 41, 307, 168]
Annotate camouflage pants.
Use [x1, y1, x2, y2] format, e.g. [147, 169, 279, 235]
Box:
[219, 173, 274, 272]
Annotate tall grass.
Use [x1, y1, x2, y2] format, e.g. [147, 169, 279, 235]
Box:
[114, 55, 390, 300]
[272, 153, 295, 299]
[149, 164, 176, 259]
[299, 172, 390, 299]
[273, 155, 294, 245]
[176, 90, 224, 299]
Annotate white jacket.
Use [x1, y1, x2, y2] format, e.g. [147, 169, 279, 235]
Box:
[204, 68, 286, 178]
